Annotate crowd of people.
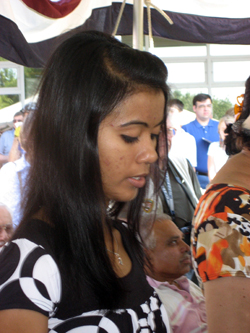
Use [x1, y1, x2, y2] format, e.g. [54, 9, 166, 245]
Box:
[0, 29, 249, 333]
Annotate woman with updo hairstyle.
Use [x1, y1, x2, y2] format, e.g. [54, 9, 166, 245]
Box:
[0, 31, 170, 332]
[192, 76, 250, 332]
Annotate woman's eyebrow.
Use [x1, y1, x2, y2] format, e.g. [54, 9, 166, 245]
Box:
[120, 120, 148, 128]
[120, 119, 164, 128]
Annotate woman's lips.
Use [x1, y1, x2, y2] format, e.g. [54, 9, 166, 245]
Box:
[127, 176, 146, 188]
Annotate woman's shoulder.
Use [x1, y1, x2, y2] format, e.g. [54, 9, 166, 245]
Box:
[206, 183, 250, 194]
[0, 223, 61, 317]
[213, 151, 250, 190]
[1, 236, 59, 278]
[201, 183, 250, 201]
[14, 219, 55, 248]
[192, 183, 250, 282]
[194, 183, 250, 222]
[193, 183, 250, 252]
[3, 219, 57, 268]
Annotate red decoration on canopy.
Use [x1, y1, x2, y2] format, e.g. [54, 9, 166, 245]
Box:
[21, 0, 81, 18]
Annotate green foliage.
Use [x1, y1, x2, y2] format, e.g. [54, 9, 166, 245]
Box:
[172, 91, 194, 112]
[24, 67, 43, 98]
[212, 98, 233, 119]
[0, 95, 19, 109]
[0, 64, 43, 109]
[171, 90, 233, 120]
[0, 66, 19, 109]
[24, 67, 43, 78]
[0, 68, 17, 88]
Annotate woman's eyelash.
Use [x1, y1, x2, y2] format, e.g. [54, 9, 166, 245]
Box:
[151, 134, 159, 140]
[121, 134, 159, 143]
[121, 135, 139, 143]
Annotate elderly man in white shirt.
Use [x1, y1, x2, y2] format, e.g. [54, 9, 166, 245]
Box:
[141, 213, 207, 333]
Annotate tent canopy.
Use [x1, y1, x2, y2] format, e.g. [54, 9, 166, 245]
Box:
[1, 0, 250, 67]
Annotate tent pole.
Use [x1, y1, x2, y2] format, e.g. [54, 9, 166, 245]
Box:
[133, 0, 144, 50]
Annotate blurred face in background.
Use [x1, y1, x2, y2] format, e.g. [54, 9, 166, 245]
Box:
[168, 106, 181, 129]
[158, 116, 176, 168]
[0, 206, 13, 249]
[193, 98, 212, 123]
[13, 114, 24, 129]
[218, 120, 227, 142]
[166, 116, 176, 151]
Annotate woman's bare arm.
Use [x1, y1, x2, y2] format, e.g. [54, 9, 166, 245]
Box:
[0, 309, 48, 333]
[204, 277, 250, 333]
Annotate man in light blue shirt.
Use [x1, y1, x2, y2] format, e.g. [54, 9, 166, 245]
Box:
[182, 94, 219, 189]
[0, 111, 24, 166]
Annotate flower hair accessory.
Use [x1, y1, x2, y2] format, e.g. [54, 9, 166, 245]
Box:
[233, 93, 250, 134]
[234, 94, 244, 120]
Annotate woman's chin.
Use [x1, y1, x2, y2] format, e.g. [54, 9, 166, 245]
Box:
[110, 189, 139, 203]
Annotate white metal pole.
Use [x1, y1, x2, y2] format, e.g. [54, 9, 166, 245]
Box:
[133, 0, 144, 50]
[20, 66, 25, 107]
[206, 44, 212, 97]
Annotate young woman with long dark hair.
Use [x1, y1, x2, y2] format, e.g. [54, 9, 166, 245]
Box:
[0, 31, 170, 332]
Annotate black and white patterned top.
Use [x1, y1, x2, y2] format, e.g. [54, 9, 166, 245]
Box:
[0, 219, 170, 332]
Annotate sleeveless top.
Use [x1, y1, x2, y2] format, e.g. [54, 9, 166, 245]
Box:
[0, 219, 170, 332]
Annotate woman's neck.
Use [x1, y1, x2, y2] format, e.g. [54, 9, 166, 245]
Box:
[104, 227, 132, 278]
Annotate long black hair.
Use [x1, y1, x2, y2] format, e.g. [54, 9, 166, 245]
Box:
[17, 31, 169, 309]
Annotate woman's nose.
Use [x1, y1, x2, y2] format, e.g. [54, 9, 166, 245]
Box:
[136, 139, 158, 165]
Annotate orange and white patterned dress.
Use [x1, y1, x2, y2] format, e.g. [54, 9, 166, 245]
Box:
[191, 183, 250, 284]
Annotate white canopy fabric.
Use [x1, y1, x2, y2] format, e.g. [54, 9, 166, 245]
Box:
[1, 0, 250, 67]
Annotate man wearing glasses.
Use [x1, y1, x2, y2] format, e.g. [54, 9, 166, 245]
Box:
[182, 94, 219, 189]
[0, 203, 13, 251]
[0, 111, 24, 166]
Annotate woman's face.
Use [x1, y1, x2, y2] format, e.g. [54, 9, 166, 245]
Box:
[98, 90, 165, 203]
[219, 121, 227, 141]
